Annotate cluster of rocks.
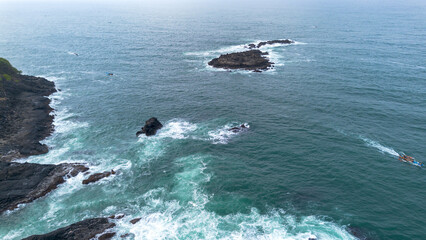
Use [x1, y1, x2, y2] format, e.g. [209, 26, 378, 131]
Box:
[208, 39, 294, 72]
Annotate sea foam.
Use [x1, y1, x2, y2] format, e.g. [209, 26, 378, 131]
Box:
[361, 137, 399, 156]
[114, 154, 355, 240]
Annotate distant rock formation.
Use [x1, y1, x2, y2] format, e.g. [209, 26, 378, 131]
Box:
[22, 217, 116, 240]
[0, 57, 56, 161]
[249, 39, 294, 49]
[207, 39, 294, 72]
[208, 50, 273, 71]
[136, 117, 163, 136]
[0, 162, 88, 213]
[82, 170, 116, 185]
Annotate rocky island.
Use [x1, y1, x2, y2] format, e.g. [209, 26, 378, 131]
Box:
[208, 39, 294, 72]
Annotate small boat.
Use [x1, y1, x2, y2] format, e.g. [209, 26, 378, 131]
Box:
[399, 153, 423, 167]
[106, 73, 114, 76]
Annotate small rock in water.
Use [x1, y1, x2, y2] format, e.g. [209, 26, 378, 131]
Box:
[109, 214, 125, 219]
[82, 170, 116, 185]
[136, 117, 163, 136]
[130, 217, 141, 224]
[228, 124, 248, 133]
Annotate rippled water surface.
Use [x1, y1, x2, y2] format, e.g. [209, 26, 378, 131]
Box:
[0, 1, 425, 239]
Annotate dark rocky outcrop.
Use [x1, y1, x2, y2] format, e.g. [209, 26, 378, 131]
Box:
[22, 217, 115, 240]
[0, 58, 56, 161]
[0, 162, 88, 213]
[136, 117, 163, 136]
[347, 226, 375, 240]
[246, 39, 294, 49]
[109, 214, 125, 219]
[130, 217, 141, 224]
[255, 39, 294, 48]
[82, 170, 116, 185]
[208, 50, 273, 71]
[228, 124, 248, 133]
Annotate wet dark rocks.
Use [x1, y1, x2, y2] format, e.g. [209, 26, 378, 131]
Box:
[82, 170, 116, 185]
[246, 39, 294, 49]
[208, 50, 273, 71]
[136, 117, 163, 136]
[0, 162, 88, 214]
[255, 39, 294, 48]
[22, 217, 115, 240]
[228, 124, 248, 133]
[109, 214, 125, 219]
[347, 226, 375, 240]
[98, 232, 116, 240]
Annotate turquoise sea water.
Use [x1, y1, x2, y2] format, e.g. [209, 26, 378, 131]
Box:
[0, 1, 425, 239]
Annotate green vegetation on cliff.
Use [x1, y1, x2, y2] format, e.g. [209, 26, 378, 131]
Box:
[0, 58, 21, 98]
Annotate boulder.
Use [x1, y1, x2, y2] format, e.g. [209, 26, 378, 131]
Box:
[136, 117, 163, 136]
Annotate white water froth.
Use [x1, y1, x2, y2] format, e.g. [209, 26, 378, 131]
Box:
[361, 137, 399, 156]
[208, 123, 250, 144]
[138, 120, 198, 142]
[137, 120, 250, 145]
[115, 154, 354, 240]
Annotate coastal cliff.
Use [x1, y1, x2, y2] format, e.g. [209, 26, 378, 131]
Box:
[0, 58, 56, 161]
[0, 58, 90, 214]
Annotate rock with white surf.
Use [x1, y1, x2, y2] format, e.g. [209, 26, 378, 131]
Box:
[136, 117, 163, 136]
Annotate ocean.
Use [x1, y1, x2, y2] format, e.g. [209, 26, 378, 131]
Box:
[0, 0, 425, 239]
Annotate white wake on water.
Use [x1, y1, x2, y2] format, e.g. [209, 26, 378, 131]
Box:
[361, 137, 399, 156]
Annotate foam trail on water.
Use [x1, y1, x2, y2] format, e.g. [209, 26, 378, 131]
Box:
[361, 137, 399, 156]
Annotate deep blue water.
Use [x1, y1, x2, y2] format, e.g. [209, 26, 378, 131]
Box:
[0, 1, 425, 239]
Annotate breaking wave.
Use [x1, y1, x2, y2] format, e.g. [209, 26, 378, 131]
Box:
[113, 154, 355, 240]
